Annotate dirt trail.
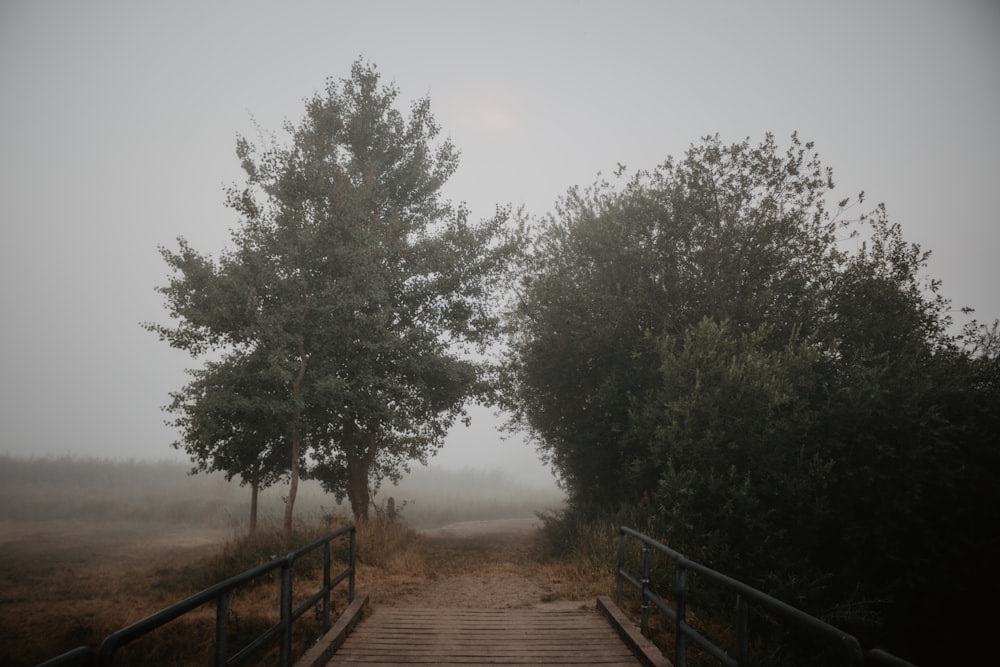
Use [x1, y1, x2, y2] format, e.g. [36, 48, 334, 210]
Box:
[370, 517, 589, 611]
[417, 517, 543, 539]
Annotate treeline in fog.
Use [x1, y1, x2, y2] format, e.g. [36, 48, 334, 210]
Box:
[0, 455, 563, 530]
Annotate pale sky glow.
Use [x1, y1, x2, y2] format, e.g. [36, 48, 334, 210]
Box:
[451, 92, 522, 137]
[1, 1, 998, 485]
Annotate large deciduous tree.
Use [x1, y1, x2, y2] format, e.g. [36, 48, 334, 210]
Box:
[505, 133, 1000, 661]
[148, 60, 514, 538]
[506, 133, 847, 510]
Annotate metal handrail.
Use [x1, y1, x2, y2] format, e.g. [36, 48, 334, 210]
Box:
[36, 524, 356, 667]
[33, 647, 97, 667]
[616, 526, 918, 667]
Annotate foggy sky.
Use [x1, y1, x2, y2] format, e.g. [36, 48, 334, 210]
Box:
[1, 1, 997, 486]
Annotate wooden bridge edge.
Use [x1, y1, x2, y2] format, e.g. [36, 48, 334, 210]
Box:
[597, 595, 673, 667]
[294, 591, 370, 667]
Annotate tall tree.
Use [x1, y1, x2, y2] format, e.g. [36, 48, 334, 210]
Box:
[505, 133, 1000, 661]
[147, 60, 514, 537]
[505, 133, 847, 509]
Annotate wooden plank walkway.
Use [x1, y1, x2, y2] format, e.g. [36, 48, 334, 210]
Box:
[325, 605, 644, 666]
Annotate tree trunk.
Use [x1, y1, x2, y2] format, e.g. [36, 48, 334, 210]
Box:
[347, 457, 371, 522]
[249, 479, 259, 536]
[285, 433, 300, 545]
[284, 343, 309, 546]
[346, 432, 377, 522]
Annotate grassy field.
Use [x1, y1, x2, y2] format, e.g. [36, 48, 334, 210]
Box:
[0, 455, 566, 666]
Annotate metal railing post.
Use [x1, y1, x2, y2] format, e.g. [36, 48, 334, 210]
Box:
[322, 541, 332, 631]
[675, 565, 687, 667]
[215, 591, 230, 667]
[349, 527, 356, 602]
[640, 544, 651, 636]
[279, 559, 293, 667]
[616, 529, 626, 607]
[736, 593, 749, 667]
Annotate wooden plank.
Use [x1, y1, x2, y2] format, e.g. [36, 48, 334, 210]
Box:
[295, 592, 370, 667]
[324, 604, 643, 666]
[596, 596, 673, 667]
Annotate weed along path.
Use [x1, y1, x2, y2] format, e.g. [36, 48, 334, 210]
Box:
[316, 518, 663, 666]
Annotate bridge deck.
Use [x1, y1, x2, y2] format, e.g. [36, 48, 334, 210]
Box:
[324, 604, 645, 666]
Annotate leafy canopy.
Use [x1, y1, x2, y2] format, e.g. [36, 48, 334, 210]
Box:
[504, 133, 999, 659]
[148, 59, 516, 523]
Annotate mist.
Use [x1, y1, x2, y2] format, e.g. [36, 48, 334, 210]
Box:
[2, 2, 998, 475]
[0, 454, 564, 533]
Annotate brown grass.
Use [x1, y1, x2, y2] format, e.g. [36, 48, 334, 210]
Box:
[8, 509, 713, 667]
[0, 516, 356, 667]
[0, 456, 567, 666]
[5, 515, 604, 666]
[354, 517, 618, 609]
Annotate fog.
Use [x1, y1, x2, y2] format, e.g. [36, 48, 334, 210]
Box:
[1, 2, 998, 486]
[0, 455, 564, 531]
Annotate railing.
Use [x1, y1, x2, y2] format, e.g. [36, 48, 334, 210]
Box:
[36, 524, 356, 667]
[616, 526, 917, 667]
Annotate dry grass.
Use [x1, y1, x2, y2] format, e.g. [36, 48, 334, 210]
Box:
[4, 511, 663, 666]
[2, 525, 222, 666]
[0, 456, 568, 666]
[5, 514, 613, 666]
[354, 516, 619, 607]
[0, 516, 357, 667]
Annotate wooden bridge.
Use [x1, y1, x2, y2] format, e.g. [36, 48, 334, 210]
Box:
[291, 518, 669, 667]
[34, 520, 919, 666]
[291, 522, 919, 667]
[298, 592, 669, 667]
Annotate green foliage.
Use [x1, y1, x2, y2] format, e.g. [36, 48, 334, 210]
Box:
[146, 59, 517, 525]
[167, 350, 292, 489]
[630, 321, 829, 589]
[505, 133, 1000, 661]
[505, 133, 847, 511]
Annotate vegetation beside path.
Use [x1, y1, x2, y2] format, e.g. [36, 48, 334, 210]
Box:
[0, 457, 564, 667]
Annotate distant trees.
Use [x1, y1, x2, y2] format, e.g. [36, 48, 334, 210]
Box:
[147, 60, 515, 540]
[504, 133, 1000, 661]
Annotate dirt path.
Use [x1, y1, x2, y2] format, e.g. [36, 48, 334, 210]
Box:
[417, 517, 543, 539]
[369, 518, 591, 611]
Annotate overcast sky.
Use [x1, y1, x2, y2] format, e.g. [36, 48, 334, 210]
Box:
[1, 1, 997, 485]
